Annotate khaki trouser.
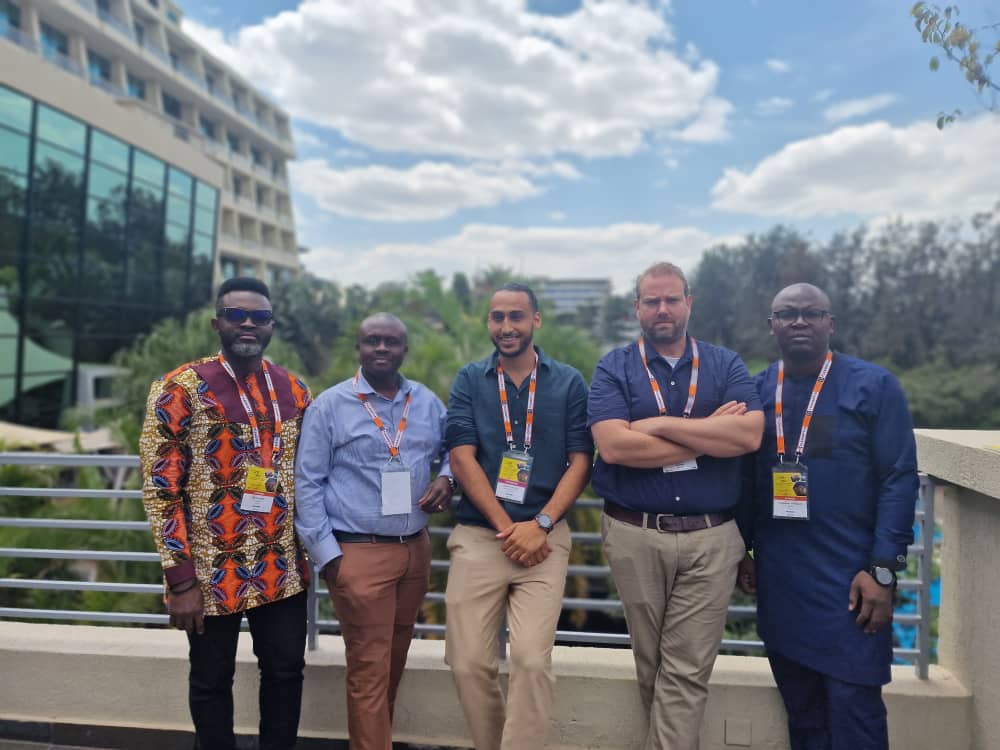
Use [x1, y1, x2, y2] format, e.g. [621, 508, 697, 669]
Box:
[445, 521, 571, 750]
[602, 514, 745, 750]
[329, 531, 431, 750]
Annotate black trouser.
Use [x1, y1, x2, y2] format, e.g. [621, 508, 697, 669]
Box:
[187, 591, 307, 750]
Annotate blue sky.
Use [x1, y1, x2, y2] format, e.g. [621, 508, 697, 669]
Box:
[184, 0, 1000, 292]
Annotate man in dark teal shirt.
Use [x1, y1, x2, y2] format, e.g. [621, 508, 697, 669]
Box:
[444, 282, 592, 750]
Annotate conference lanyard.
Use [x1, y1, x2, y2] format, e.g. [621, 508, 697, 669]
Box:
[218, 353, 283, 465]
[775, 350, 833, 463]
[496, 354, 538, 452]
[353, 371, 412, 459]
[637, 337, 700, 418]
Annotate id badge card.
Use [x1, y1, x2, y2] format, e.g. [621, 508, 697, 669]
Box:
[496, 450, 533, 505]
[663, 457, 698, 473]
[243, 465, 277, 513]
[381, 460, 412, 516]
[772, 462, 809, 519]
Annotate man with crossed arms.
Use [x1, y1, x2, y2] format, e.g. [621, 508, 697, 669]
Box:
[589, 262, 763, 749]
[445, 282, 592, 750]
[295, 313, 454, 750]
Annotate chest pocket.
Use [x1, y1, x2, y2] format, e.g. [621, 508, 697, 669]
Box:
[803, 416, 834, 459]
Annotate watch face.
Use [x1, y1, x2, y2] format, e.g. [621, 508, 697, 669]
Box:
[873, 567, 894, 586]
[536, 514, 553, 530]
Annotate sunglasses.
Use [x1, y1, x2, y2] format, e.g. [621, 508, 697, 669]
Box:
[217, 307, 274, 326]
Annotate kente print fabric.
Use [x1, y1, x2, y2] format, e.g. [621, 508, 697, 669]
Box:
[139, 356, 312, 616]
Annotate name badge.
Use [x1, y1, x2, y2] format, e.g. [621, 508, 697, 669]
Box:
[242, 465, 277, 513]
[772, 462, 809, 519]
[381, 460, 412, 516]
[496, 450, 533, 505]
[663, 457, 698, 473]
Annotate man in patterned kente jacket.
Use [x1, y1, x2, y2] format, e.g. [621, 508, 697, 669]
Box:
[140, 276, 311, 750]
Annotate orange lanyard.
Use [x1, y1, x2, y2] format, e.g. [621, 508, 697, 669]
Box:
[496, 354, 538, 451]
[353, 372, 412, 459]
[776, 350, 833, 462]
[218, 354, 283, 466]
[637, 337, 700, 417]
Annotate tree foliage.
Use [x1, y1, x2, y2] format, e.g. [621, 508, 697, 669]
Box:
[911, 2, 1000, 126]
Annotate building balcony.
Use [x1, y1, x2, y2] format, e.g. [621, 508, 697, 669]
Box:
[2, 431, 998, 747]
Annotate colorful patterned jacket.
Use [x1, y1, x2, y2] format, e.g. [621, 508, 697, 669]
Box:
[139, 355, 311, 616]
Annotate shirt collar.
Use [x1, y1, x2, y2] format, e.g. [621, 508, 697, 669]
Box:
[639, 334, 694, 369]
[353, 369, 412, 400]
[485, 345, 552, 376]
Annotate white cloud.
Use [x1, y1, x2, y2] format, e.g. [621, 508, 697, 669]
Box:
[290, 158, 580, 222]
[711, 115, 1000, 220]
[812, 88, 834, 103]
[766, 58, 791, 74]
[301, 223, 738, 293]
[755, 96, 794, 117]
[823, 93, 898, 122]
[182, 0, 731, 160]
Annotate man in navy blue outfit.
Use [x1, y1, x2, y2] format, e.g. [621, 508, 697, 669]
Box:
[739, 282, 919, 750]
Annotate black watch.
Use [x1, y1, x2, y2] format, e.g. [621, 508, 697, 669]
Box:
[534, 513, 554, 533]
[869, 565, 897, 588]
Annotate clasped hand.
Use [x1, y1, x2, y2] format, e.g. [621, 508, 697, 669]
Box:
[496, 520, 551, 567]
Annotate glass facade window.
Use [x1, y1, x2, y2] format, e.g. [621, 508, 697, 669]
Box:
[226, 133, 240, 152]
[0, 84, 219, 427]
[251, 146, 264, 166]
[39, 22, 69, 62]
[220, 257, 238, 280]
[127, 73, 146, 101]
[162, 91, 182, 120]
[1, 1, 22, 32]
[199, 116, 217, 141]
[87, 50, 112, 85]
[133, 22, 144, 45]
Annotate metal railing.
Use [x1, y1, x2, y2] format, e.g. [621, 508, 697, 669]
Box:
[0, 453, 936, 677]
[2, 23, 39, 53]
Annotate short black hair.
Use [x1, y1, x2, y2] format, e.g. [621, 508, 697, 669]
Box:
[497, 282, 538, 312]
[216, 277, 270, 307]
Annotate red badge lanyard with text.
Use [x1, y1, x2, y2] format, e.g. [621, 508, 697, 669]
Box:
[219, 353, 283, 513]
[494, 354, 538, 504]
[771, 350, 833, 520]
[638, 337, 700, 473]
[354, 371, 414, 515]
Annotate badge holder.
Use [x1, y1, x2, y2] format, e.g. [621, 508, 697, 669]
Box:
[496, 450, 534, 505]
[772, 461, 809, 519]
[243, 465, 278, 513]
[381, 457, 412, 516]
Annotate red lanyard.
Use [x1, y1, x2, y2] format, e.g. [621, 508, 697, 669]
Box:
[496, 354, 538, 451]
[776, 350, 833, 462]
[218, 354, 283, 465]
[353, 371, 412, 459]
[637, 337, 700, 418]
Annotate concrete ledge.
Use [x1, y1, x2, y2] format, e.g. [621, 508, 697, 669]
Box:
[0, 622, 971, 749]
[915, 429, 1000, 501]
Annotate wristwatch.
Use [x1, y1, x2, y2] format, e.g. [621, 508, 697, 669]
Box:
[869, 565, 897, 588]
[534, 513, 554, 533]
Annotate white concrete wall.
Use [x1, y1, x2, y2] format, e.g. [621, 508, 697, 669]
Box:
[916, 429, 1000, 750]
[0, 622, 971, 749]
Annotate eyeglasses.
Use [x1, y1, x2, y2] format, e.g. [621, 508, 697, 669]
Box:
[770, 308, 831, 324]
[217, 307, 274, 326]
[489, 310, 530, 323]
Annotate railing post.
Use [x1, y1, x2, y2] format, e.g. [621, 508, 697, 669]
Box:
[915, 475, 935, 679]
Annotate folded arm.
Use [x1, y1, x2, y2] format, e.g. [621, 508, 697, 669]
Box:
[631, 409, 764, 457]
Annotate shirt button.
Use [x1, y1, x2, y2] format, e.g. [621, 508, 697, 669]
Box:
[514, 420, 520, 425]
[675, 496, 680, 502]
[670, 381, 676, 386]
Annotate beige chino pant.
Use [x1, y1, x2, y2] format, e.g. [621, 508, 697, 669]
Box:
[602, 514, 745, 750]
[445, 521, 571, 750]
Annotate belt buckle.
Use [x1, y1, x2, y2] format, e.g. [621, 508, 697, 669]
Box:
[654, 513, 676, 532]
[398, 535, 406, 543]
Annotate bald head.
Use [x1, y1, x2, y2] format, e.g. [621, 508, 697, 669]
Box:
[771, 283, 831, 313]
[357, 313, 407, 344]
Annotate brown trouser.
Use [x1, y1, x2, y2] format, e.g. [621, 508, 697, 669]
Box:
[602, 514, 745, 750]
[328, 530, 431, 750]
[444, 522, 571, 750]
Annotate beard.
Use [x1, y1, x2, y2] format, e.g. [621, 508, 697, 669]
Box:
[230, 340, 264, 357]
[493, 334, 533, 358]
[643, 319, 684, 346]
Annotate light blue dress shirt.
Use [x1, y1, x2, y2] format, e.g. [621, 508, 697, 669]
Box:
[294, 371, 451, 569]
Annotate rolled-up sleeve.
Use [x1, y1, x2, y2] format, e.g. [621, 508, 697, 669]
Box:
[723, 353, 763, 412]
[293, 396, 342, 568]
[446, 366, 480, 449]
[566, 370, 594, 454]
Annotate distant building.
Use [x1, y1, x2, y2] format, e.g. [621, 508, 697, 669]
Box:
[537, 278, 612, 340]
[0, 0, 300, 426]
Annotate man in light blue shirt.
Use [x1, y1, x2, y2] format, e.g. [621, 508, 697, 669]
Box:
[294, 312, 454, 750]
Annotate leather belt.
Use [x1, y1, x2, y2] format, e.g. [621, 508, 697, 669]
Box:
[604, 501, 732, 533]
[333, 530, 425, 544]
